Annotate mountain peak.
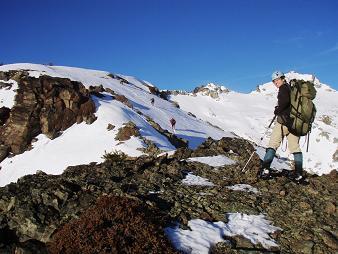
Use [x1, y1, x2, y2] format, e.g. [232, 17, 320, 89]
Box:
[253, 71, 336, 95]
[193, 83, 230, 98]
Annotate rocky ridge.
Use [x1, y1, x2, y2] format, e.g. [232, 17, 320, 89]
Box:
[193, 83, 230, 99]
[163, 83, 231, 99]
[0, 69, 192, 167]
[0, 137, 337, 253]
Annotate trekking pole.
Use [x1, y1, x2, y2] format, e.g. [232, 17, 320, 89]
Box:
[241, 115, 277, 173]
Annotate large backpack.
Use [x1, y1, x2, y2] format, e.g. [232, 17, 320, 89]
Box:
[288, 79, 317, 138]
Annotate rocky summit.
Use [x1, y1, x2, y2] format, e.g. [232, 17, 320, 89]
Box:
[0, 70, 96, 156]
[0, 137, 337, 254]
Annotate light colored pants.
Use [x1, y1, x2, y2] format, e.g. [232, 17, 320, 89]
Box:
[268, 122, 301, 153]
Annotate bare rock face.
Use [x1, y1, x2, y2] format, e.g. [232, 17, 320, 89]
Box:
[193, 83, 230, 99]
[104, 87, 133, 108]
[114, 94, 133, 108]
[106, 123, 115, 131]
[0, 82, 12, 90]
[0, 144, 9, 162]
[0, 107, 10, 125]
[333, 148, 338, 162]
[115, 121, 140, 141]
[146, 85, 169, 100]
[0, 73, 96, 154]
[88, 85, 105, 98]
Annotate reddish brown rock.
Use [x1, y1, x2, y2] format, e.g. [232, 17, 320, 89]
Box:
[0, 107, 10, 125]
[115, 94, 133, 108]
[0, 74, 96, 154]
[115, 121, 140, 141]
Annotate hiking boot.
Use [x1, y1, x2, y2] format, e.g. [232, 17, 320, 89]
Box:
[289, 172, 308, 185]
[258, 148, 276, 180]
[263, 148, 276, 165]
[259, 168, 272, 179]
[291, 152, 308, 184]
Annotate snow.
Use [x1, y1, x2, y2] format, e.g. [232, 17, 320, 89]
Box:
[204, 83, 228, 91]
[0, 94, 176, 186]
[186, 155, 236, 167]
[0, 63, 234, 187]
[224, 213, 281, 249]
[227, 184, 259, 194]
[165, 213, 281, 253]
[182, 173, 215, 186]
[255, 146, 291, 171]
[196, 83, 230, 94]
[0, 64, 300, 251]
[172, 72, 338, 175]
[157, 150, 176, 157]
[0, 80, 18, 108]
[0, 64, 231, 150]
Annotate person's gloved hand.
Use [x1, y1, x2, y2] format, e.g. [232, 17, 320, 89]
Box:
[274, 106, 279, 115]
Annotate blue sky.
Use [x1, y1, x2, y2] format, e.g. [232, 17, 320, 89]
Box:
[1, 0, 337, 92]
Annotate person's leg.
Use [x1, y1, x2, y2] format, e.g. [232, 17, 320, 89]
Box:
[260, 123, 282, 178]
[267, 122, 283, 151]
[293, 152, 303, 177]
[287, 132, 301, 154]
[260, 148, 276, 178]
[287, 133, 303, 181]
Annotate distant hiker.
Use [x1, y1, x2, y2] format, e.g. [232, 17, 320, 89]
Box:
[170, 118, 176, 132]
[120, 79, 128, 85]
[150, 98, 155, 106]
[260, 71, 304, 183]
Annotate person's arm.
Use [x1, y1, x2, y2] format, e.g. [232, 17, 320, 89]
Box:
[274, 85, 290, 115]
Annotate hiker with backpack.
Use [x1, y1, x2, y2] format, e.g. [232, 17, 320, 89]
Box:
[259, 71, 316, 184]
[170, 118, 176, 133]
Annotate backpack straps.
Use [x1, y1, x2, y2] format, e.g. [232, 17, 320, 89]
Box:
[281, 124, 288, 152]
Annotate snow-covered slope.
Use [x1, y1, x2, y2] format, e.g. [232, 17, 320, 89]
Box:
[1, 64, 336, 185]
[0, 63, 232, 186]
[171, 72, 338, 175]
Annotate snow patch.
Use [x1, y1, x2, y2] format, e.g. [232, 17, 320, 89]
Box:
[157, 150, 176, 157]
[182, 173, 215, 186]
[227, 184, 259, 194]
[186, 155, 236, 167]
[0, 80, 18, 108]
[255, 146, 291, 171]
[165, 213, 281, 254]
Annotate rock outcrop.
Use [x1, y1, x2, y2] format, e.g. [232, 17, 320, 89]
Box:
[104, 87, 133, 108]
[0, 72, 97, 156]
[0, 137, 336, 253]
[115, 121, 140, 141]
[0, 107, 10, 125]
[193, 83, 230, 99]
